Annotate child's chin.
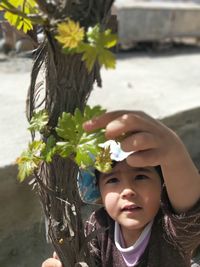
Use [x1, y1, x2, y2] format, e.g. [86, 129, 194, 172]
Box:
[120, 220, 145, 230]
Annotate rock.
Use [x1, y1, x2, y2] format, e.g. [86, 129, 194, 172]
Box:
[114, 0, 200, 48]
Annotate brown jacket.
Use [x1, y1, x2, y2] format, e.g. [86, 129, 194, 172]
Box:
[85, 190, 200, 267]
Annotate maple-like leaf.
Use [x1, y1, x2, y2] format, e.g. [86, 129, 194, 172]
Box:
[55, 19, 85, 49]
[1, 0, 38, 33]
[55, 106, 107, 169]
[77, 25, 117, 72]
[28, 110, 49, 133]
[16, 105, 112, 181]
[94, 146, 112, 173]
[16, 140, 45, 182]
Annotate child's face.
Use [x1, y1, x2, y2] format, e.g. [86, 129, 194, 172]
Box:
[99, 161, 162, 240]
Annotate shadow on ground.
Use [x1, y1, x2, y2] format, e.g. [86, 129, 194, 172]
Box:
[117, 43, 200, 60]
[0, 106, 200, 267]
[0, 165, 52, 267]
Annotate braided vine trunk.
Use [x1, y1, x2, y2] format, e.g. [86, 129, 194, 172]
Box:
[26, 1, 115, 266]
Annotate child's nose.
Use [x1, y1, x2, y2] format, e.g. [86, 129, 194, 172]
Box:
[121, 187, 136, 199]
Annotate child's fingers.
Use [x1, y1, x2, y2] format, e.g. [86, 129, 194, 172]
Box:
[104, 113, 156, 140]
[121, 132, 157, 152]
[83, 111, 156, 140]
[41, 258, 62, 267]
[126, 149, 160, 167]
[83, 110, 129, 132]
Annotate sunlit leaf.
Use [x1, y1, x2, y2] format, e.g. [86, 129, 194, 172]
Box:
[2, 0, 38, 33]
[99, 29, 118, 48]
[28, 110, 49, 133]
[55, 19, 85, 49]
[83, 105, 106, 121]
[94, 146, 112, 173]
[55, 142, 74, 158]
[41, 135, 57, 163]
[75, 145, 95, 169]
[56, 112, 77, 141]
[78, 43, 98, 72]
[17, 106, 112, 180]
[55, 106, 107, 169]
[16, 140, 45, 181]
[77, 25, 117, 72]
[98, 48, 116, 69]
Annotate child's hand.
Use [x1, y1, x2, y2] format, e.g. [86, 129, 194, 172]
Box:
[41, 252, 62, 267]
[83, 110, 200, 213]
[83, 110, 180, 167]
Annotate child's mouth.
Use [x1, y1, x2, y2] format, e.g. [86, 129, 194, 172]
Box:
[121, 204, 142, 212]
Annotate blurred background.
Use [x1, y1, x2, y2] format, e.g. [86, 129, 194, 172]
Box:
[1, 0, 200, 266]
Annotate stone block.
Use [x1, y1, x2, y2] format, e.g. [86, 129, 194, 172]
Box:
[114, 1, 200, 46]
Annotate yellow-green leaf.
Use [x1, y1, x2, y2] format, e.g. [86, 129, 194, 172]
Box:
[99, 29, 117, 48]
[4, 11, 33, 33]
[16, 140, 45, 182]
[78, 42, 116, 72]
[98, 48, 116, 69]
[77, 25, 117, 72]
[2, 0, 38, 33]
[55, 19, 85, 49]
[94, 146, 112, 173]
[78, 44, 98, 72]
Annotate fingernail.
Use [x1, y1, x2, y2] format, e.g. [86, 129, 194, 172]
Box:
[83, 120, 95, 131]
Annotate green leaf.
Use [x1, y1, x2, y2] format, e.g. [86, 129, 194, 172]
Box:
[55, 142, 74, 158]
[55, 106, 107, 165]
[17, 140, 45, 181]
[77, 25, 117, 72]
[83, 105, 106, 121]
[56, 112, 76, 141]
[86, 25, 100, 43]
[17, 105, 110, 181]
[41, 135, 57, 163]
[75, 144, 96, 169]
[73, 108, 83, 125]
[98, 48, 116, 69]
[78, 43, 97, 72]
[99, 29, 118, 48]
[28, 110, 49, 133]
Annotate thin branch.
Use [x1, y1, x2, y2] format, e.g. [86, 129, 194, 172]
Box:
[34, 0, 50, 15]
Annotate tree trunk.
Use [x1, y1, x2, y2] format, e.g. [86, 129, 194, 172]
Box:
[26, 1, 115, 266]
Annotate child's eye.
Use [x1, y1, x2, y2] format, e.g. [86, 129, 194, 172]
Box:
[135, 174, 149, 180]
[106, 177, 119, 184]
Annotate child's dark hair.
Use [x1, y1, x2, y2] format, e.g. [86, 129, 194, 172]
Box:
[154, 165, 164, 183]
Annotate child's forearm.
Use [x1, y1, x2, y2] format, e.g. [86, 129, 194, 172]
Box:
[161, 134, 200, 213]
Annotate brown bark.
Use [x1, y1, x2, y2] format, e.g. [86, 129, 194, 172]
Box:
[26, 1, 115, 266]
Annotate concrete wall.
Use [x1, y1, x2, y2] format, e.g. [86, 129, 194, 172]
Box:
[115, 1, 200, 46]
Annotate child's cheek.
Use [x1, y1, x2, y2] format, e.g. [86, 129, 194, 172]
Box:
[103, 192, 119, 213]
